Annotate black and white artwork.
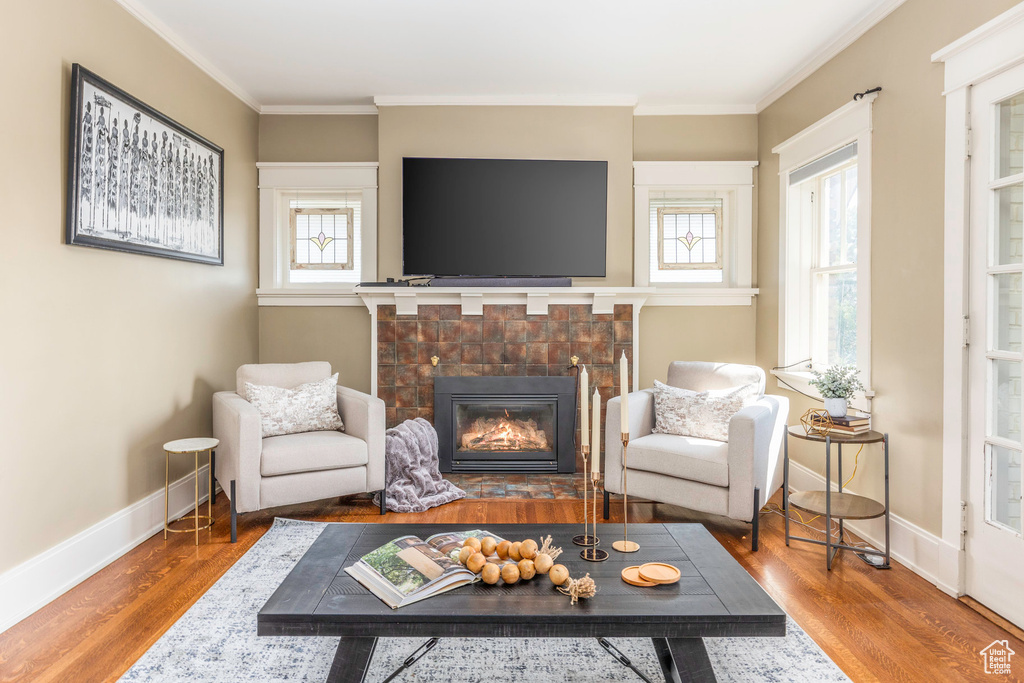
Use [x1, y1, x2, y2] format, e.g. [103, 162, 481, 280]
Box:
[66, 64, 224, 265]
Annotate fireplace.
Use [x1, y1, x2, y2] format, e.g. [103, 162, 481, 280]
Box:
[435, 376, 577, 473]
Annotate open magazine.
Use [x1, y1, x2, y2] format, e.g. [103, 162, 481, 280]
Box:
[345, 529, 508, 609]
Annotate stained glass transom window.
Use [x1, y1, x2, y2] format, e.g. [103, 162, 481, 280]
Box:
[291, 207, 354, 271]
[657, 205, 722, 270]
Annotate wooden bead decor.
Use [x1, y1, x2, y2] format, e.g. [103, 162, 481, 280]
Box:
[481, 563, 500, 585]
[800, 409, 833, 436]
[509, 542, 523, 562]
[457, 536, 585, 598]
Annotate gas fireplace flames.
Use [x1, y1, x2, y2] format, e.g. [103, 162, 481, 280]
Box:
[459, 410, 550, 452]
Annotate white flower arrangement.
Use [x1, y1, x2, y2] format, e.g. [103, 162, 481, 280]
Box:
[809, 364, 864, 400]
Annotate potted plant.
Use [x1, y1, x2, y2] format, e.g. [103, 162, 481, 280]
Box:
[809, 365, 864, 418]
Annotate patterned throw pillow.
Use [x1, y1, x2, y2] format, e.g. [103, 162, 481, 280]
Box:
[244, 374, 345, 438]
[651, 380, 746, 442]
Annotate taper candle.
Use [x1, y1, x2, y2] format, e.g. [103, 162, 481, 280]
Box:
[620, 352, 629, 433]
[592, 389, 601, 475]
[580, 365, 589, 448]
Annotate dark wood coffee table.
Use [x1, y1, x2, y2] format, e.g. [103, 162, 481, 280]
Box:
[258, 523, 785, 682]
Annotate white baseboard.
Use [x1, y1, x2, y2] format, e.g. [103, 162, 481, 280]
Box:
[786, 462, 946, 589]
[0, 466, 214, 635]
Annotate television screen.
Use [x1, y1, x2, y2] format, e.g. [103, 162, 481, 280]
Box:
[402, 158, 607, 278]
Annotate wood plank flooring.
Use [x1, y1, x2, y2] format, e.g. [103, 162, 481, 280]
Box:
[0, 490, 1021, 682]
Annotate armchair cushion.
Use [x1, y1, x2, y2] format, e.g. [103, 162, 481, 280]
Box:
[651, 380, 744, 442]
[628, 433, 729, 487]
[244, 373, 345, 438]
[261, 430, 368, 477]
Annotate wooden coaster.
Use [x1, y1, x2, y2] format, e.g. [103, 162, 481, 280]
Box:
[638, 562, 681, 585]
[620, 566, 657, 587]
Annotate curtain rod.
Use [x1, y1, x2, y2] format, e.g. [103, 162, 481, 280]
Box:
[853, 86, 882, 101]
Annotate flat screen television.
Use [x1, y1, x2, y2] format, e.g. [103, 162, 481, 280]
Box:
[402, 157, 607, 278]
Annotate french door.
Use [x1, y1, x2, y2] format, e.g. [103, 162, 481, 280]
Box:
[967, 61, 1024, 627]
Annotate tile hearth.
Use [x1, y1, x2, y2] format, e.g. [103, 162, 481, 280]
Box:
[445, 473, 595, 499]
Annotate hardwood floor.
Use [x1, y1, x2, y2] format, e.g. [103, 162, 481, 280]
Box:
[1, 491, 1021, 682]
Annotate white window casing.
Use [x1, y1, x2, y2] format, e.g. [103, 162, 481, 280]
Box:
[633, 161, 757, 304]
[772, 92, 876, 406]
[934, 2, 1024, 597]
[257, 162, 377, 303]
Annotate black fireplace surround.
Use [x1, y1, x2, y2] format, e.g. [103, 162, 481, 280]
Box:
[434, 376, 577, 473]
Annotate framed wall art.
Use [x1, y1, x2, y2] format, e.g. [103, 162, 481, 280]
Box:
[65, 63, 224, 265]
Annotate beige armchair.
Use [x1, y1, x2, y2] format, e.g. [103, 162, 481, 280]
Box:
[213, 361, 386, 541]
[604, 361, 788, 550]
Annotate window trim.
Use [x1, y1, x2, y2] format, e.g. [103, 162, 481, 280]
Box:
[633, 161, 756, 291]
[257, 162, 377, 298]
[773, 93, 876, 406]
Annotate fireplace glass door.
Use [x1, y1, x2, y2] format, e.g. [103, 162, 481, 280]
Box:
[453, 399, 557, 467]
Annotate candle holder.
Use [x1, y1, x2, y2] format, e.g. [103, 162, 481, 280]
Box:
[573, 446, 598, 547]
[612, 433, 640, 553]
[581, 472, 609, 562]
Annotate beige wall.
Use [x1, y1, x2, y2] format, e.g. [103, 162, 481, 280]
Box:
[0, 0, 259, 573]
[639, 307, 757, 390]
[756, 0, 1020, 535]
[634, 115, 758, 162]
[259, 307, 372, 393]
[635, 115, 760, 384]
[377, 106, 635, 284]
[255, 109, 759, 409]
[258, 115, 379, 162]
[256, 115, 377, 393]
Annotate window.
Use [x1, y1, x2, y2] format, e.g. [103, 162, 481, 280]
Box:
[775, 95, 873, 401]
[286, 193, 363, 284]
[257, 163, 377, 295]
[634, 162, 756, 291]
[795, 149, 859, 367]
[652, 198, 724, 279]
[292, 207, 354, 272]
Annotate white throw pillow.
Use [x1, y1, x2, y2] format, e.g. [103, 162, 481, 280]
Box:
[651, 380, 746, 442]
[244, 373, 345, 438]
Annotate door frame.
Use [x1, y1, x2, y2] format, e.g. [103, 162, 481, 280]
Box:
[935, 3, 1024, 598]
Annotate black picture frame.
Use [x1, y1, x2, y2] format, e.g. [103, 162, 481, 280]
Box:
[65, 64, 224, 265]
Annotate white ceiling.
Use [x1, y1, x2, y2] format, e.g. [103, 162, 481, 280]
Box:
[121, 0, 901, 112]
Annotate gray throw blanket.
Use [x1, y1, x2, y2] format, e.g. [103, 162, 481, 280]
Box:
[372, 418, 465, 513]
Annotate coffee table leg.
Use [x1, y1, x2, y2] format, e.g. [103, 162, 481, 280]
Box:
[652, 637, 717, 682]
[326, 637, 377, 683]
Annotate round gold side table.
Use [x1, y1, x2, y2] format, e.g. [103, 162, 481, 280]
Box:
[163, 437, 218, 545]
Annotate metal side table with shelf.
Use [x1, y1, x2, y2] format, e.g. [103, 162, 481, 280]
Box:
[784, 426, 890, 570]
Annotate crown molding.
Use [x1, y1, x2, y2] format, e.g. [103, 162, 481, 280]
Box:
[112, 0, 261, 111]
[260, 104, 379, 115]
[632, 103, 757, 116]
[373, 94, 639, 107]
[931, 2, 1024, 64]
[754, 0, 907, 113]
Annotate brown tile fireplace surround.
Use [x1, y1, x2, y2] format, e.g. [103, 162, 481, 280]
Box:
[375, 303, 633, 470]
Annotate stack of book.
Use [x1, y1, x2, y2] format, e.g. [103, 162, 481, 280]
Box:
[830, 413, 870, 435]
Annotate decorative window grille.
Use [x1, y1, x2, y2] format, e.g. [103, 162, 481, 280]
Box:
[657, 206, 722, 269]
[291, 207, 353, 271]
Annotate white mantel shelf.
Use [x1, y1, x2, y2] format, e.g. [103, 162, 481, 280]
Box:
[359, 286, 651, 316]
[256, 286, 758, 311]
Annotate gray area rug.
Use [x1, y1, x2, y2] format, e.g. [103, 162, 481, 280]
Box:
[119, 519, 849, 682]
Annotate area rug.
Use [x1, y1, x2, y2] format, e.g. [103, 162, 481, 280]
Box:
[119, 519, 849, 682]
